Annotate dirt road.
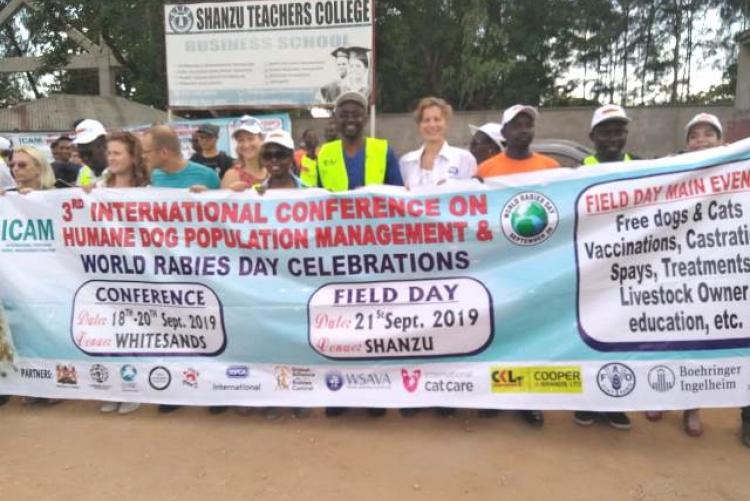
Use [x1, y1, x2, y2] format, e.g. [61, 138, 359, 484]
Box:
[1, 401, 748, 500]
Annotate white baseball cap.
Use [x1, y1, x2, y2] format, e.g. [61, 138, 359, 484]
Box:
[232, 115, 264, 137]
[469, 123, 504, 149]
[0, 136, 11, 151]
[591, 104, 630, 130]
[73, 119, 107, 144]
[262, 129, 294, 150]
[500, 104, 538, 129]
[685, 113, 723, 140]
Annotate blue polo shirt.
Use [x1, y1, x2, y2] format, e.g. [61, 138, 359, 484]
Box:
[151, 161, 220, 189]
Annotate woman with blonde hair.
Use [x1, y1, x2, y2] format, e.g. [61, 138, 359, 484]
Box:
[221, 115, 267, 191]
[399, 97, 476, 189]
[2, 146, 56, 193]
[0, 146, 58, 406]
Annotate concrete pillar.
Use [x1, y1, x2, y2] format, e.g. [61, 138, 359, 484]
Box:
[736, 31, 750, 111]
[97, 48, 117, 97]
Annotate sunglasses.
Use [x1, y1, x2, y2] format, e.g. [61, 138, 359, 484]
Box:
[9, 161, 29, 168]
[261, 150, 292, 161]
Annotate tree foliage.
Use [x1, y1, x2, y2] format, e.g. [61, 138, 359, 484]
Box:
[0, 0, 748, 111]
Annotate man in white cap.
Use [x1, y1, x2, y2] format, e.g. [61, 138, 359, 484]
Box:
[583, 104, 638, 165]
[316, 91, 402, 191]
[72, 118, 108, 187]
[468, 123, 504, 165]
[477, 104, 559, 179]
[576, 108, 637, 431]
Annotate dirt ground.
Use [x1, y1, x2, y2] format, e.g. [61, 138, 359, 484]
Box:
[1, 401, 748, 501]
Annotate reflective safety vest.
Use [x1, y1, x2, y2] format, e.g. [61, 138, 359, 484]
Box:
[583, 153, 633, 165]
[316, 138, 388, 192]
[75, 164, 94, 187]
[299, 154, 318, 187]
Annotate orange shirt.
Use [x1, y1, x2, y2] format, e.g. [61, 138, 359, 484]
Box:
[478, 152, 559, 178]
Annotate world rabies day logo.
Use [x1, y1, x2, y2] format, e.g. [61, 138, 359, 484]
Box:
[501, 192, 559, 246]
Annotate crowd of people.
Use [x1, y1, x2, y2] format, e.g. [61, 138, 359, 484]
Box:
[0, 90, 747, 447]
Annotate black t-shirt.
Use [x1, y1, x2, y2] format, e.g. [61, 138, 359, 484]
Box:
[51, 161, 82, 188]
[190, 152, 234, 179]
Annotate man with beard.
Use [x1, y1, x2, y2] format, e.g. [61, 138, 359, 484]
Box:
[316, 91, 402, 191]
[477, 105, 558, 179]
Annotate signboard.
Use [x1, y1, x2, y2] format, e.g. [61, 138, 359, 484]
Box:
[164, 1, 375, 108]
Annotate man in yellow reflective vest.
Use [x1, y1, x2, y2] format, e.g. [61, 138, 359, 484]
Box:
[315, 91, 402, 191]
[577, 107, 640, 432]
[582, 104, 639, 166]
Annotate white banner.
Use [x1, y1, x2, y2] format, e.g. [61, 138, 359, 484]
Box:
[164, 1, 374, 108]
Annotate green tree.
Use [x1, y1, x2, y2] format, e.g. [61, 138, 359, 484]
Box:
[27, 0, 169, 108]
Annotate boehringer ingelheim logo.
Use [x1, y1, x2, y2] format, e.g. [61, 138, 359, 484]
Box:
[169, 5, 194, 33]
[501, 192, 559, 246]
[648, 365, 676, 393]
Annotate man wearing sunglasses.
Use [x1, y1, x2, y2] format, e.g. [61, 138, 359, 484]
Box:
[316, 91, 402, 191]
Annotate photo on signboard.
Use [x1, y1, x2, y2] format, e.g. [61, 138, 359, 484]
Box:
[316, 46, 371, 105]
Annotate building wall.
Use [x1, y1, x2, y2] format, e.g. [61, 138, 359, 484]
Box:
[293, 105, 750, 159]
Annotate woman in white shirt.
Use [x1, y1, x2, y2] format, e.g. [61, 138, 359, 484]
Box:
[399, 97, 477, 189]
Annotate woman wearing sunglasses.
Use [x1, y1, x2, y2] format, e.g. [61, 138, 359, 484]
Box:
[0, 146, 56, 194]
[0, 147, 58, 407]
[256, 129, 308, 191]
[249, 129, 310, 419]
